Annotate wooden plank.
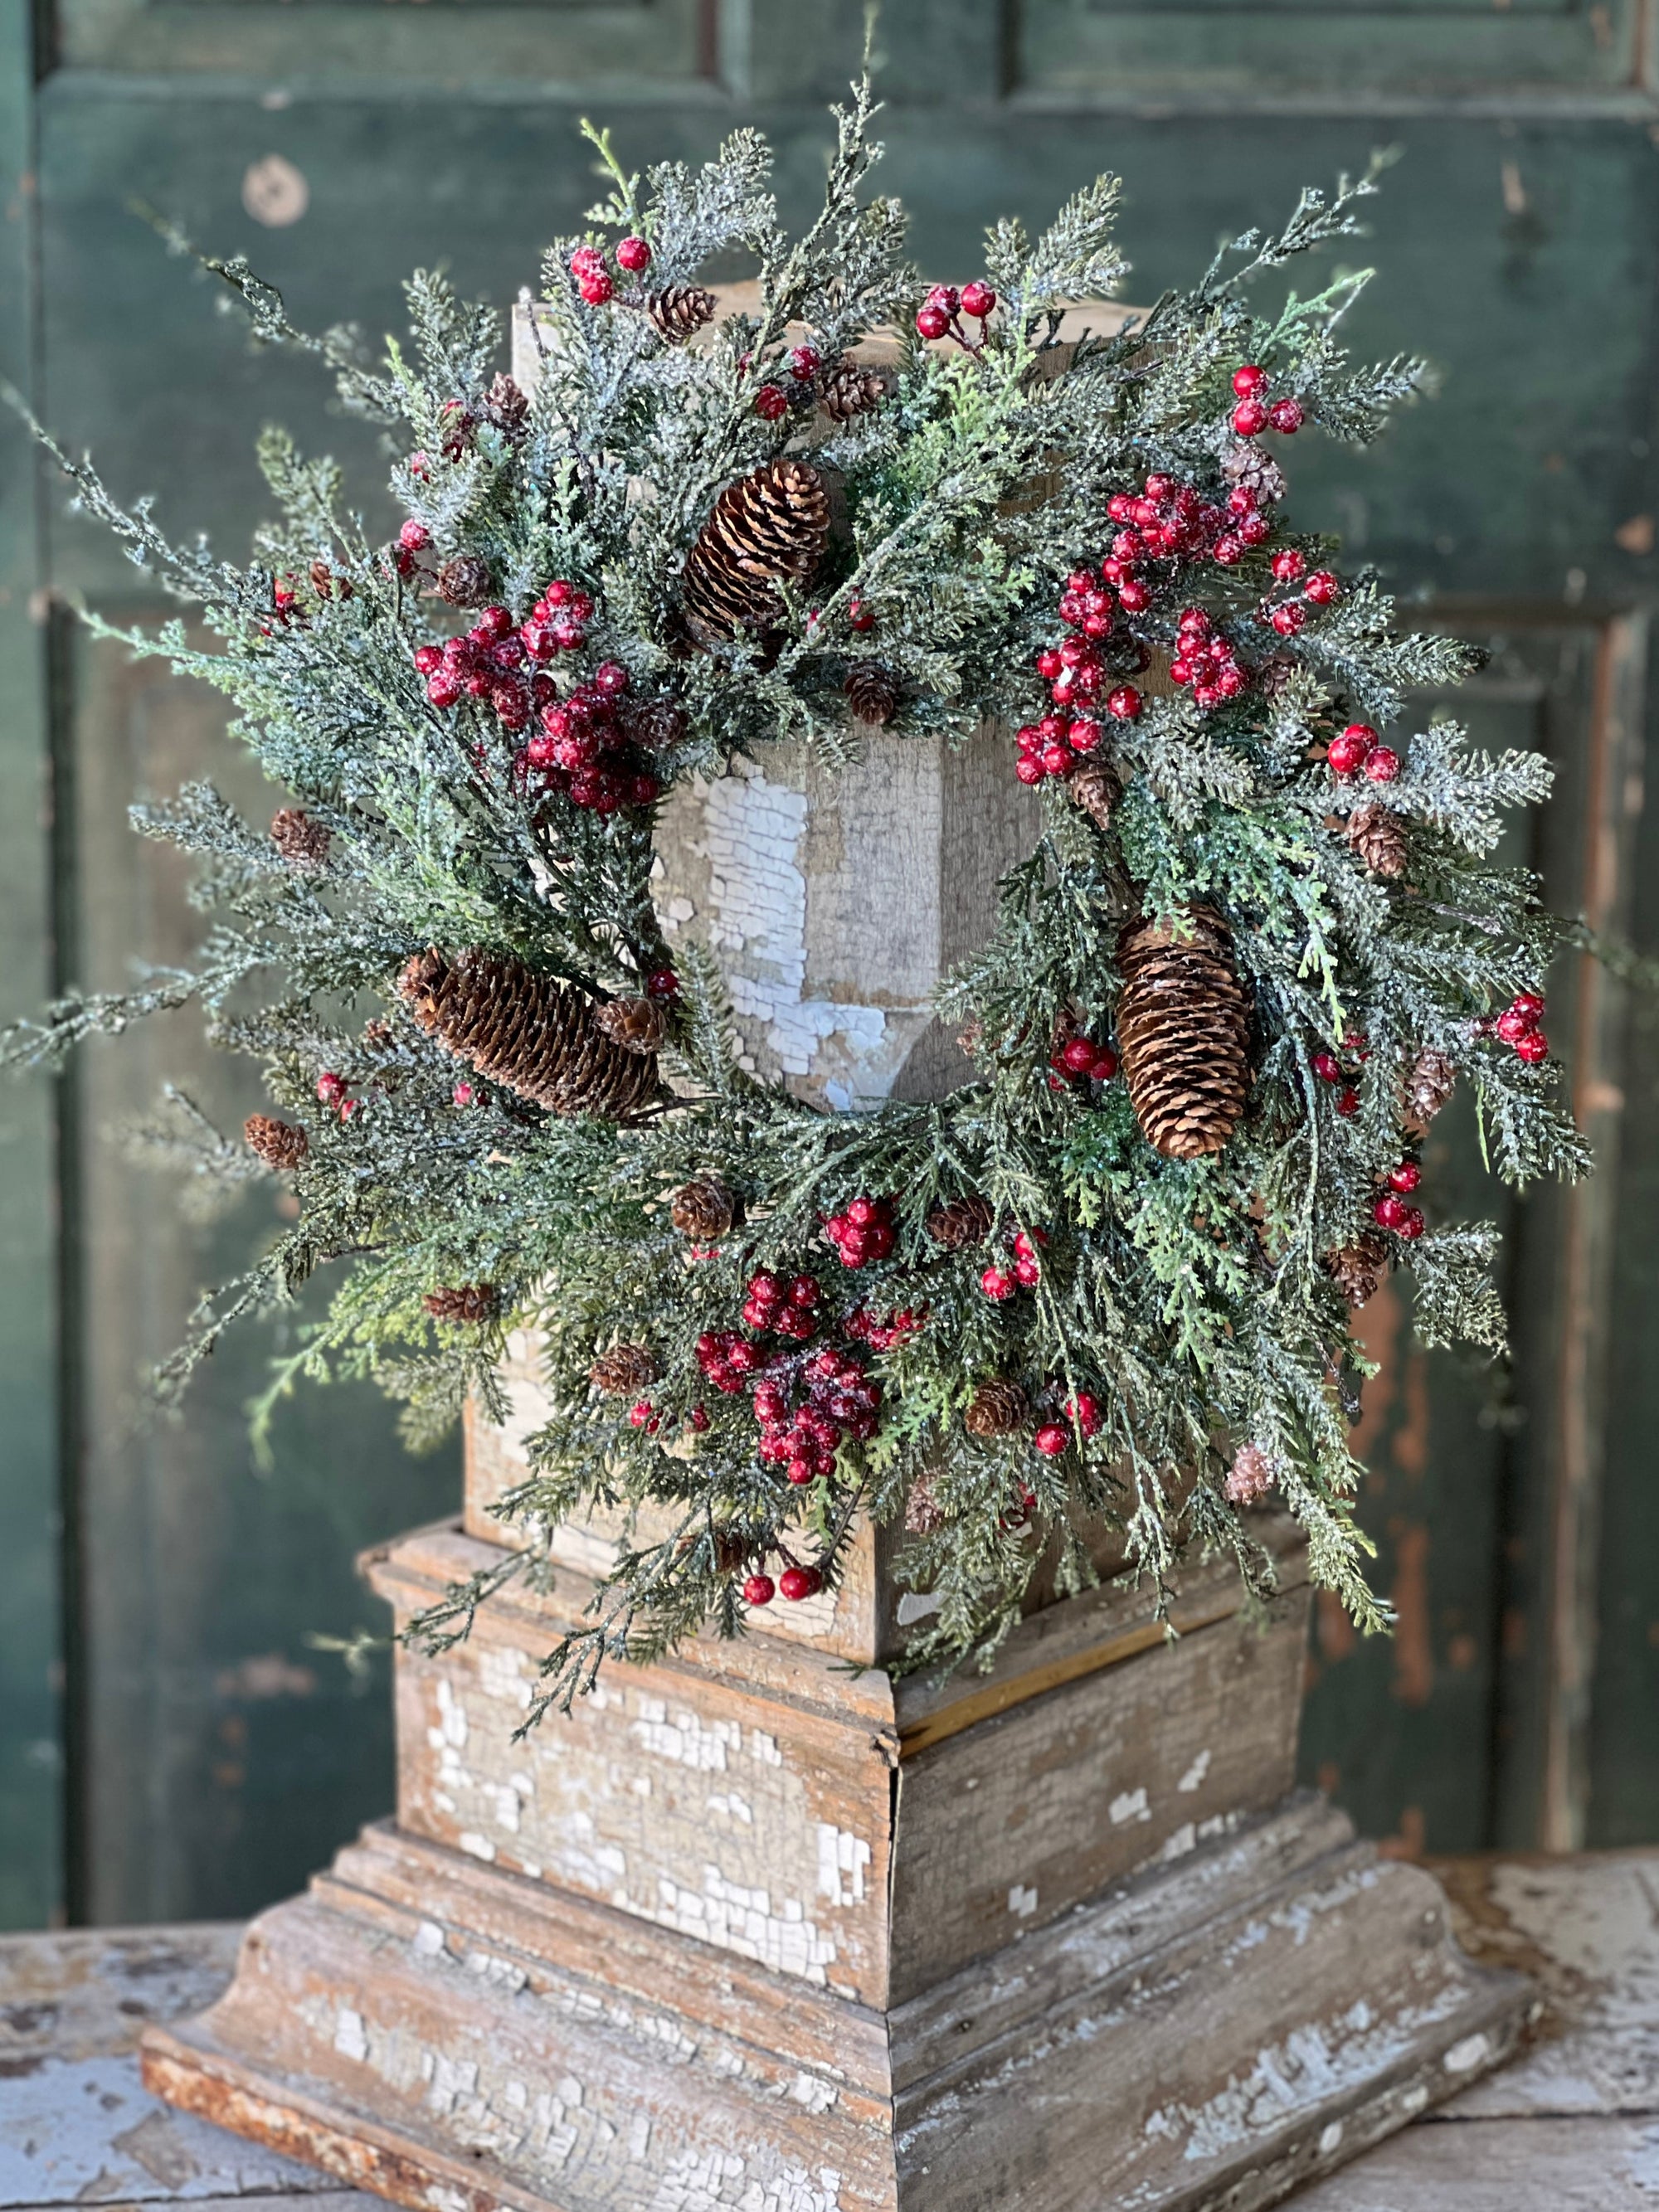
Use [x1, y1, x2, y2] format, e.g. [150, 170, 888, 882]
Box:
[0, 1923, 242, 2061]
[1287, 2115, 1659, 2211]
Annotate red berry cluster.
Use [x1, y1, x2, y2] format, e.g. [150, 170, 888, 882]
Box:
[1048, 1031, 1119, 1091]
[756, 1343, 882, 1484]
[752, 343, 822, 423]
[570, 237, 651, 306]
[915, 280, 996, 348]
[1034, 1389, 1101, 1458]
[1169, 606, 1248, 711]
[1488, 992, 1548, 1066]
[742, 1269, 821, 1341]
[1229, 363, 1305, 440]
[743, 1565, 822, 1607]
[314, 1069, 358, 1123]
[823, 1195, 896, 1269]
[844, 1300, 926, 1353]
[980, 1227, 1045, 1302]
[1372, 1159, 1426, 1240]
[1107, 468, 1272, 572]
[1311, 1031, 1367, 1118]
[523, 667, 661, 814]
[417, 584, 591, 715]
[1326, 721, 1401, 783]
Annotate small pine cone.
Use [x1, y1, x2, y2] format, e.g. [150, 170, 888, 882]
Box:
[926, 1194, 994, 1251]
[904, 1467, 947, 1536]
[1324, 1233, 1390, 1309]
[1220, 441, 1287, 505]
[1404, 1048, 1457, 1131]
[270, 806, 331, 870]
[713, 1527, 749, 1578]
[244, 1113, 309, 1170]
[1225, 1442, 1276, 1505]
[435, 553, 494, 609]
[590, 1342, 659, 1397]
[594, 995, 668, 1057]
[844, 662, 902, 727]
[679, 459, 831, 649]
[484, 373, 528, 436]
[626, 698, 689, 752]
[820, 357, 888, 423]
[670, 1175, 737, 1241]
[1116, 906, 1252, 1160]
[1070, 758, 1121, 834]
[645, 284, 717, 344]
[398, 946, 659, 1121]
[1346, 803, 1408, 879]
[308, 558, 353, 602]
[423, 1283, 499, 1326]
[965, 1378, 1029, 1439]
[362, 1016, 394, 1048]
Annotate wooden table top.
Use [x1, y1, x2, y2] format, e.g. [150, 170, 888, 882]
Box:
[2, 1850, 1655, 2210]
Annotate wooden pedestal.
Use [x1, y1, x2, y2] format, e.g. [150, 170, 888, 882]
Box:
[140, 1490, 1528, 2211]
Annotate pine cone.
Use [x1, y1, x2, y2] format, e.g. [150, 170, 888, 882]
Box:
[1116, 906, 1251, 1160]
[1220, 442, 1287, 505]
[670, 1175, 736, 1241]
[398, 946, 659, 1121]
[645, 284, 717, 344]
[626, 698, 689, 752]
[308, 558, 353, 601]
[1225, 1442, 1276, 1505]
[713, 1527, 749, 1578]
[926, 1194, 994, 1251]
[1324, 1233, 1390, 1309]
[484, 373, 528, 436]
[1404, 1048, 1456, 1131]
[270, 806, 330, 870]
[820, 357, 888, 422]
[1346, 803, 1407, 878]
[679, 459, 830, 649]
[965, 1378, 1029, 1439]
[594, 995, 668, 1056]
[423, 1283, 499, 1325]
[1070, 758, 1121, 834]
[904, 1466, 947, 1535]
[244, 1113, 309, 1170]
[435, 554, 494, 609]
[844, 662, 902, 727]
[590, 1342, 659, 1397]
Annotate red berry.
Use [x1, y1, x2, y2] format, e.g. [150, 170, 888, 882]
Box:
[1232, 365, 1269, 399]
[788, 344, 822, 382]
[960, 280, 996, 319]
[616, 235, 651, 274]
[1039, 744, 1071, 776]
[1374, 1194, 1409, 1231]
[916, 304, 951, 340]
[1495, 1008, 1535, 1044]
[1267, 397, 1304, 435]
[1271, 603, 1306, 637]
[1388, 1160, 1422, 1193]
[570, 246, 606, 276]
[1105, 685, 1142, 722]
[1364, 746, 1401, 784]
[578, 273, 615, 307]
[398, 519, 430, 552]
[1212, 534, 1244, 566]
[1089, 1048, 1118, 1081]
[754, 383, 789, 422]
[628, 1398, 655, 1427]
[646, 968, 680, 998]
[316, 1072, 346, 1106]
[1034, 1422, 1068, 1458]
[1515, 1029, 1550, 1065]
[1312, 1051, 1342, 1083]
[1271, 548, 1306, 583]
[1015, 756, 1044, 787]
[1304, 570, 1340, 605]
[1013, 1256, 1041, 1287]
[1326, 728, 1371, 778]
[1335, 1087, 1360, 1116]
[1511, 992, 1545, 1023]
[1065, 1392, 1101, 1437]
[848, 597, 876, 633]
[1232, 399, 1269, 437]
[1062, 1036, 1097, 1073]
[779, 1566, 821, 1602]
[452, 1082, 475, 1107]
[980, 1266, 1016, 1301]
[1117, 579, 1151, 613]
[743, 1573, 775, 1607]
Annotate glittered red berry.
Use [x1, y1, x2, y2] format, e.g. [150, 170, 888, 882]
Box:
[743, 1573, 775, 1607]
[1062, 1037, 1097, 1074]
[1511, 992, 1545, 1023]
[848, 597, 876, 633]
[1267, 398, 1304, 434]
[1232, 398, 1268, 437]
[616, 235, 651, 274]
[316, 1071, 346, 1106]
[646, 968, 680, 998]
[1117, 579, 1151, 613]
[399, 519, 430, 552]
[980, 1265, 1016, 1301]
[779, 1566, 821, 1602]
[1304, 570, 1340, 605]
[1271, 549, 1306, 583]
[960, 280, 996, 319]
[578, 273, 615, 307]
[1312, 1051, 1342, 1082]
[1326, 727, 1372, 777]
[1373, 1194, 1409, 1230]
[1065, 1392, 1102, 1437]
[452, 1082, 475, 1106]
[1105, 685, 1142, 721]
[1015, 756, 1044, 787]
[1364, 746, 1401, 784]
[788, 344, 821, 382]
[1232, 364, 1269, 399]
[1335, 1087, 1360, 1116]
[1212, 534, 1244, 566]
[1270, 603, 1306, 637]
[754, 383, 789, 421]
[1388, 1160, 1422, 1193]
[1397, 1205, 1426, 1241]
[916, 304, 951, 340]
[1033, 1422, 1068, 1458]
[1515, 1029, 1550, 1065]
[1495, 1007, 1535, 1044]
[1090, 1046, 1118, 1081]
[628, 1398, 655, 1428]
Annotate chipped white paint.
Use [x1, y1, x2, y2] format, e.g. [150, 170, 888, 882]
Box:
[1318, 2119, 1345, 2154]
[1161, 1823, 1197, 1864]
[632, 1700, 743, 1772]
[1178, 1749, 1213, 1793]
[333, 2007, 367, 2063]
[895, 1588, 942, 1626]
[457, 1833, 497, 1864]
[1010, 1884, 1039, 1919]
[1111, 1787, 1152, 1826]
[1445, 2033, 1491, 2074]
[656, 1867, 839, 1984]
[815, 1826, 871, 1908]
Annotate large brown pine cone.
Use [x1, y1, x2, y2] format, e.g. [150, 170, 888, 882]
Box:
[270, 807, 330, 870]
[820, 357, 888, 422]
[398, 946, 659, 1121]
[423, 1283, 499, 1325]
[1404, 1048, 1456, 1131]
[964, 1378, 1029, 1439]
[925, 1194, 994, 1250]
[1346, 803, 1408, 878]
[435, 554, 494, 609]
[669, 1175, 737, 1240]
[645, 284, 717, 344]
[1324, 1234, 1390, 1309]
[594, 995, 668, 1056]
[1116, 906, 1251, 1160]
[589, 1342, 659, 1397]
[844, 662, 902, 727]
[244, 1114, 309, 1170]
[679, 459, 830, 649]
[1069, 758, 1121, 834]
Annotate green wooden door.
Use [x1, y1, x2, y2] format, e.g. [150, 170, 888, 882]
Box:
[2, 0, 1656, 1927]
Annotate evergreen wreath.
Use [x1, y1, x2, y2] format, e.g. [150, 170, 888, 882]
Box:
[3, 84, 1592, 1719]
